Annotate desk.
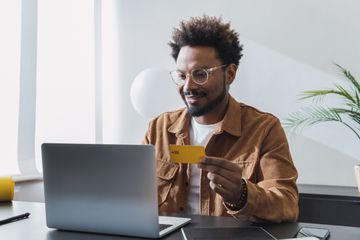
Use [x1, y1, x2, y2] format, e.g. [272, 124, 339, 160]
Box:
[298, 184, 360, 227]
[1, 201, 359, 240]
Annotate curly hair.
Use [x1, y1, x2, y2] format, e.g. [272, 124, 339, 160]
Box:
[169, 15, 243, 66]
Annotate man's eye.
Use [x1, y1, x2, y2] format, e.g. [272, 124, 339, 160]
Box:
[176, 72, 186, 79]
[179, 72, 186, 79]
[193, 69, 207, 79]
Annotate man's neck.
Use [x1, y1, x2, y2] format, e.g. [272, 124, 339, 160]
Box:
[194, 96, 229, 125]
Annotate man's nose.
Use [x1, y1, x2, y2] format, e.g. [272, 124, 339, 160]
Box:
[183, 74, 198, 91]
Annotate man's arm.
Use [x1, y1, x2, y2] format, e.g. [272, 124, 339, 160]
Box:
[199, 120, 299, 222]
[239, 120, 299, 222]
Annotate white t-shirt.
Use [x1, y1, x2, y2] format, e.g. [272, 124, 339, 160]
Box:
[186, 117, 222, 215]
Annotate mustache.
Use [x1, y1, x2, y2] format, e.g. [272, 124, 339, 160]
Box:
[183, 90, 207, 97]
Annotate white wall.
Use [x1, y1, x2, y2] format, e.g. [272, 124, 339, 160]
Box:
[102, 0, 360, 186]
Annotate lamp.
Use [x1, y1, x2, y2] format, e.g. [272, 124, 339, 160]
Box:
[130, 67, 183, 119]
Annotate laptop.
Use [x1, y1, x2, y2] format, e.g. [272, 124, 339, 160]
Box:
[41, 143, 191, 238]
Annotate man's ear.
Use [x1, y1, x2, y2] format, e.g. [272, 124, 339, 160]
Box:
[225, 63, 237, 85]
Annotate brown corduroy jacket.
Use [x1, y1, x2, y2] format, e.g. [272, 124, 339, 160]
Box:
[143, 96, 299, 222]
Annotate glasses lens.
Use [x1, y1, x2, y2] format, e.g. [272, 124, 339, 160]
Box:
[170, 71, 186, 85]
[192, 69, 208, 84]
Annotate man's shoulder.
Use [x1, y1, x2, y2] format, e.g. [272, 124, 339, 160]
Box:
[234, 102, 284, 139]
[151, 108, 187, 125]
[239, 102, 279, 124]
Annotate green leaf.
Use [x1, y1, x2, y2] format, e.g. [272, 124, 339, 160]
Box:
[285, 63, 360, 141]
[333, 108, 360, 125]
[284, 107, 360, 140]
[355, 91, 360, 107]
[283, 106, 342, 131]
[334, 84, 356, 104]
[335, 63, 360, 95]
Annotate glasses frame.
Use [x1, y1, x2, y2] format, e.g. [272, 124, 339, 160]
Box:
[170, 64, 227, 86]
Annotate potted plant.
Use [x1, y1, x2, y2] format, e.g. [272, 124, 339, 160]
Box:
[283, 64, 360, 192]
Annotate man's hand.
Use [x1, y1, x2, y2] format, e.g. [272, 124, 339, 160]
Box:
[198, 156, 244, 204]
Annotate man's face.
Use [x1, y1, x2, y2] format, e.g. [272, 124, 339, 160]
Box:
[176, 46, 228, 117]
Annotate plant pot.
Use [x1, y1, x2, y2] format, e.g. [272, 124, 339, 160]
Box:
[355, 165, 360, 193]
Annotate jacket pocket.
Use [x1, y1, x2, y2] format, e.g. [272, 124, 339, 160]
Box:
[232, 158, 256, 180]
[157, 160, 179, 206]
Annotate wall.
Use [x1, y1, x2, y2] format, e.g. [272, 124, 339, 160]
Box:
[14, 0, 360, 202]
[14, 180, 44, 202]
[102, 0, 360, 186]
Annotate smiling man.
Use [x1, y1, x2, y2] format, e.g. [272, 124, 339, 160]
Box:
[143, 15, 299, 223]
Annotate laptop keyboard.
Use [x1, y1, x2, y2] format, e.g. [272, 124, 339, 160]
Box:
[159, 223, 173, 231]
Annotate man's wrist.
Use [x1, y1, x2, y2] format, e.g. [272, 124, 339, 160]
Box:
[224, 179, 248, 211]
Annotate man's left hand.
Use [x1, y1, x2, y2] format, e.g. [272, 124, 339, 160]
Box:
[198, 156, 244, 203]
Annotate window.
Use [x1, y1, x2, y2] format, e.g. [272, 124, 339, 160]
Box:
[0, 0, 21, 175]
[0, 0, 97, 177]
[35, 0, 96, 171]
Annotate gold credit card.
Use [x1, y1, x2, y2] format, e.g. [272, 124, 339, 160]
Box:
[169, 145, 205, 164]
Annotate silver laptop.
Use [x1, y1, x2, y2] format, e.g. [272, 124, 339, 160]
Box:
[41, 143, 190, 238]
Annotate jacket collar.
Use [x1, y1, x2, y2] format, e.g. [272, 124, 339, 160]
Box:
[168, 108, 190, 138]
[168, 95, 242, 137]
[221, 96, 242, 137]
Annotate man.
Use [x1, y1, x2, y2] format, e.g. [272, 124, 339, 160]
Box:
[143, 15, 298, 223]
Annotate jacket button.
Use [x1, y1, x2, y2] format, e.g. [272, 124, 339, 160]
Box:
[185, 182, 189, 186]
[179, 207, 184, 211]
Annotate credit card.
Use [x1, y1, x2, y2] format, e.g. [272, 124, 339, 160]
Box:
[169, 145, 205, 164]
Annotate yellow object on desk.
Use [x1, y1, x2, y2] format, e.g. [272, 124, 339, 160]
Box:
[0, 176, 14, 202]
[169, 145, 205, 164]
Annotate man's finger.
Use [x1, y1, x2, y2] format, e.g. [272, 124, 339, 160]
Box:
[209, 181, 233, 199]
[207, 172, 237, 190]
[199, 162, 240, 182]
[199, 156, 241, 172]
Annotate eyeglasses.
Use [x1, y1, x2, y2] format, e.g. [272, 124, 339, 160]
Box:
[170, 64, 227, 86]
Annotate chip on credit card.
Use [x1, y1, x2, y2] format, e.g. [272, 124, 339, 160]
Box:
[169, 145, 205, 164]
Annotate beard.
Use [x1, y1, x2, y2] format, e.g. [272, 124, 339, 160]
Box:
[183, 81, 227, 117]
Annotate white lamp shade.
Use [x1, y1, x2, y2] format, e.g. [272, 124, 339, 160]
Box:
[130, 68, 183, 119]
